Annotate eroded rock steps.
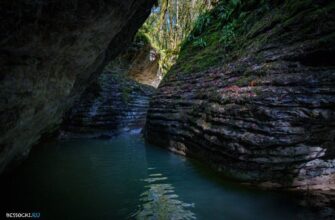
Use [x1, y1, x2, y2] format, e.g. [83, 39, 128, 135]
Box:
[61, 71, 155, 138]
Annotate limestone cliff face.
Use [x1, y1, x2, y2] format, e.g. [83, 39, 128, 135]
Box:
[0, 0, 155, 172]
[125, 40, 161, 88]
[61, 38, 158, 138]
[145, 0, 335, 190]
[61, 70, 155, 138]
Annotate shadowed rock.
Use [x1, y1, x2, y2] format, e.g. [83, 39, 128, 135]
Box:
[61, 38, 158, 138]
[61, 70, 155, 138]
[0, 0, 155, 173]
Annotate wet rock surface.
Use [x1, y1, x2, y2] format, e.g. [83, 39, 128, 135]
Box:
[145, 0, 335, 195]
[0, 0, 155, 172]
[61, 70, 155, 138]
[61, 39, 158, 138]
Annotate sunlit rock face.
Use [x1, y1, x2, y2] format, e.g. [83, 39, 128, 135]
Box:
[125, 41, 161, 88]
[0, 0, 155, 173]
[145, 1, 335, 190]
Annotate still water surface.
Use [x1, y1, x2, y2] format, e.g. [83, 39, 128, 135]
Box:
[0, 133, 311, 219]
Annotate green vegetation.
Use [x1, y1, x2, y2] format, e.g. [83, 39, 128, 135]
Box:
[138, 0, 214, 75]
[169, 0, 334, 75]
[171, 0, 273, 75]
[136, 0, 334, 78]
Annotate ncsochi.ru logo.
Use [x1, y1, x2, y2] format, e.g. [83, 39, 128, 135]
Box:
[6, 212, 41, 218]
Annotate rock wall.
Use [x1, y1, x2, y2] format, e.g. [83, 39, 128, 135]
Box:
[61, 38, 158, 138]
[0, 0, 155, 173]
[61, 70, 155, 138]
[125, 39, 161, 87]
[145, 0, 335, 190]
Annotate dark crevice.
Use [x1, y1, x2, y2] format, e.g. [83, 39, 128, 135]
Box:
[299, 49, 335, 67]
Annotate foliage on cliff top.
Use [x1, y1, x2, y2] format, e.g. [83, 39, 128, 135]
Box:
[167, 0, 334, 76]
[168, 0, 273, 75]
[138, 0, 215, 75]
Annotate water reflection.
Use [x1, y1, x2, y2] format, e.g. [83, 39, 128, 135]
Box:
[0, 134, 313, 220]
[133, 168, 196, 220]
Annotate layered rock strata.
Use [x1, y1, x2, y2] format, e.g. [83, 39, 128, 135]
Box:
[61, 70, 155, 138]
[61, 38, 159, 138]
[145, 1, 335, 191]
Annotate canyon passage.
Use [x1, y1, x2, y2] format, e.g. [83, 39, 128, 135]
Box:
[0, 0, 334, 219]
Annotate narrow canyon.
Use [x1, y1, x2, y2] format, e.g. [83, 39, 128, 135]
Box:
[0, 0, 334, 219]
